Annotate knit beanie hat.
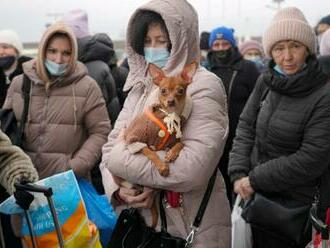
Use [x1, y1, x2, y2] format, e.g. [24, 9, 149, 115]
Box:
[209, 26, 236, 48]
[319, 14, 330, 26]
[62, 9, 89, 39]
[320, 28, 330, 56]
[263, 7, 316, 57]
[239, 40, 264, 56]
[0, 29, 23, 55]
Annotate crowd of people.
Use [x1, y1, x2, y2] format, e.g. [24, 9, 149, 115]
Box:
[0, 0, 329, 247]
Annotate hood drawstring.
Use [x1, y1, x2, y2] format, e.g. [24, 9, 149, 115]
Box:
[71, 84, 78, 132]
[25, 82, 33, 138]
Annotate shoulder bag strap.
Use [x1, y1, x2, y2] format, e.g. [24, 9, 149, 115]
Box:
[17, 74, 31, 145]
[159, 168, 218, 245]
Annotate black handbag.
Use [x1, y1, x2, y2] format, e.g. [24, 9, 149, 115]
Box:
[241, 192, 311, 244]
[108, 207, 186, 248]
[108, 169, 217, 248]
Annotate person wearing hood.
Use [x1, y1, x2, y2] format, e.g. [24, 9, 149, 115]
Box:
[318, 28, 330, 78]
[206, 26, 260, 207]
[94, 32, 129, 107]
[62, 9, 121, 125]
[0, 29, 32, 107]
[3, 22, 110, 181]
[228, 7, 330, 247]
[315, 14, 330, 50]
[199, 31, 210, 68]
[100, 0, 231, 247]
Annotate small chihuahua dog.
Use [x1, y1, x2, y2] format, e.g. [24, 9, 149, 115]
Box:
[116, 62, 197, 227]
[124, 62, 197, 176]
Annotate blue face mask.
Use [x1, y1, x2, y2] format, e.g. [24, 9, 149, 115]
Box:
[144, 47, 170, 68]
[274, 64, 286, 76]
[45, 59, 68, 76]
[274, 63, 307, 77]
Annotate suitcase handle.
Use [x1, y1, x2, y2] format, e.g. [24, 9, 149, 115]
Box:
[15, 182, 53, 197]
[14, 182, 64, 248]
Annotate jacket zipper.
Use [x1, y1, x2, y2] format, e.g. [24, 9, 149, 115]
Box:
[37, 88, 50, 163]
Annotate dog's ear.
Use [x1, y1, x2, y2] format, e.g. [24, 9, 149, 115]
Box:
[148, 63, 165, 85]
[181, 61, 197, 84]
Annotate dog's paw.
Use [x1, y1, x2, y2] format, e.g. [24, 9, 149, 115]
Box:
[165, 150, 179, 162]
[158, 162, 170, 177]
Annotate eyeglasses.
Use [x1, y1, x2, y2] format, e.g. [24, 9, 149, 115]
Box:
[271, 41, 305, 58]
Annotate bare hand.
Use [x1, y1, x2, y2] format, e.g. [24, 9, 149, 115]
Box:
[130, 187, 155, 209]
[234, 177, 254, 200]
[118, 186, 156, 209]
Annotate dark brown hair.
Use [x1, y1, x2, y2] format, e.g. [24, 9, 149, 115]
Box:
[130, 10, 171, 55]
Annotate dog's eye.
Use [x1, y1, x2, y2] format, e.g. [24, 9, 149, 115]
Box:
[161, 88, 168, 95]
[177, 87, 184, 95]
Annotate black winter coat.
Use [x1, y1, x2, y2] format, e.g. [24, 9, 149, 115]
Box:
[228, 56, 330, 205]
[77, 35, 121, 125]
[0, 56, 31, 107]
[207, 48, 259, 204]
[318, 55, 330, 78]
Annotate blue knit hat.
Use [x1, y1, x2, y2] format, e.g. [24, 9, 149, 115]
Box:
[208, 26, 236, 48]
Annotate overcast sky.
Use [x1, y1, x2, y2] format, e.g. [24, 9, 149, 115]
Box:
[1, 0, 329, 43]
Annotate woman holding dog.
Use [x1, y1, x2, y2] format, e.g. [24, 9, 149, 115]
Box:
[228, 7, 330, 247]
[100, 0, 231, 247]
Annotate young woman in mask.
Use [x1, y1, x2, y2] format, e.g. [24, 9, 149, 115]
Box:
[229, 7, 330, 247]
[206, 26, 260, 207]
[3, 22, 110, 180]
[100, 0, 231, 247]
[0, 29, 32, 107]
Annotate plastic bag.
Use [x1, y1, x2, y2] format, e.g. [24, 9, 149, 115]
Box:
[306, 208, 330, 248]
[0, 170, 101, 248]
[231, 195, 253, 248]
[78, 178, 117, 247]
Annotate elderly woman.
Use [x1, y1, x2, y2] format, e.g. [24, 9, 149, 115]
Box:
[228, 7, 330, 248]
[3, 22, 110, 180]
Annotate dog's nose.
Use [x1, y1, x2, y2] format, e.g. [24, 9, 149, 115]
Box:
[167, 100, 175, 107]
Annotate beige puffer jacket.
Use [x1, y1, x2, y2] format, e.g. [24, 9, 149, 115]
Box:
[101, 0, 231, 247]
[3, 22, 111, 179]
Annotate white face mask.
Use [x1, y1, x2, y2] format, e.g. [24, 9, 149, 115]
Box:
[44, 59, 68, 76]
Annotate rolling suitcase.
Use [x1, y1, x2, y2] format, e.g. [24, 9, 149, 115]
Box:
[14, 182, 64, 248]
